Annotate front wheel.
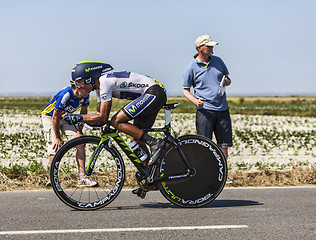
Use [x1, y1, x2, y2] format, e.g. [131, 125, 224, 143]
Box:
[50, 136, 125, 210]
[157, 135, 227, 208]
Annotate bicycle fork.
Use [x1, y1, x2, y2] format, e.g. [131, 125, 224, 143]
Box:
[85, 138, 109, 176]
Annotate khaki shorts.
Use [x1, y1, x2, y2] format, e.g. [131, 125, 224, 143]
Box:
[41, 115, 78, 155]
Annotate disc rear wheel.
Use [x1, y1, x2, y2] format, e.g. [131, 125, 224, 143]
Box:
[157, 135, 227, 208]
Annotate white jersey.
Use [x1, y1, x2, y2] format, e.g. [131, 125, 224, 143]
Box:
[96, 71, 158, 102]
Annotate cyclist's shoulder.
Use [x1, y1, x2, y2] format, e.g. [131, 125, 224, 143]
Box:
[103, 71, 148, 80]
[105, 71, 131, 79]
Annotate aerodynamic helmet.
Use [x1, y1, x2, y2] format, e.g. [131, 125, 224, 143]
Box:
[71, 60, 113, 89]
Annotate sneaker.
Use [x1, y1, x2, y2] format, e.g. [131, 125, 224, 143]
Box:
[226, 178, 234, 184]
[148, 138, 165, 166]
[78, 176, 98, 187]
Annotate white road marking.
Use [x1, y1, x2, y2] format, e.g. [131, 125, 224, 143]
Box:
[0, 225, 248, 235]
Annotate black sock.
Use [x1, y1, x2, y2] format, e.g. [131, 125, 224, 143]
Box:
[140, 132, 156, 146]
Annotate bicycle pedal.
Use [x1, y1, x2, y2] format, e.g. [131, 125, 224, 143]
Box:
[132, 188, 147, 199]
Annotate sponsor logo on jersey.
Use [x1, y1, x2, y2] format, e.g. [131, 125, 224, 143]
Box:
[128, 82, 149, 88]
[126, 94, 155, 117]
[64, 105, 78, 113]
[120, 82, 128, 88]
[101, 93, 107, 101]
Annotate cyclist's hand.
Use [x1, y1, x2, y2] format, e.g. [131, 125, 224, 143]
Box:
[64, 113, 83, 125]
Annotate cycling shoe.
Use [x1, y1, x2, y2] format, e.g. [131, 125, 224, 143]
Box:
[132, 188, 147, 199]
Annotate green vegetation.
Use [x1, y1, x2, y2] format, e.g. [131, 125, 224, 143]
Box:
[1, 96, 315, 116]
[0, 96, 315, 190]
[227, 96, 316, 117]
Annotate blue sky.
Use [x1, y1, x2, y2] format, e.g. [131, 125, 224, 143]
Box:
[1, 0, 315, 96]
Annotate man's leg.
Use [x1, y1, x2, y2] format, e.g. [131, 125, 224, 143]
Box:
[220, 147, 228, 160]
[196, 109, 216, 139]
[214, 110, 233, 159]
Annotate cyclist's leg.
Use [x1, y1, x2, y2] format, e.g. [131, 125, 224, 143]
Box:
[111, 85, 166, 165]
[111, 85, 166, 137]
[111, 109, 162, 167]
[110, 110, 144, 139]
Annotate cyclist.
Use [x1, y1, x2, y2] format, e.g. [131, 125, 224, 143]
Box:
[41, 83, 97, 187]
[64, 61, 167, 168]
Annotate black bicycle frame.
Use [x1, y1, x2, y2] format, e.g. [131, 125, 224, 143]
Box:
[85, 121, 195, 183]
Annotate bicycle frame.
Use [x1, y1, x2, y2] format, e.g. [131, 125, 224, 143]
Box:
[85, 103, 195, 184]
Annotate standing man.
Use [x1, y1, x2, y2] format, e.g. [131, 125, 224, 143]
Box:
[182, 35, 232, 160]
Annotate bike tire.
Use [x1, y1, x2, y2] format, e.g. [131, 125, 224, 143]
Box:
[50, 136, 125, 211]
[156, 135, 227, 208]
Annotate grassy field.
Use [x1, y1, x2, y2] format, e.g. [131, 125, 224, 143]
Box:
[1, 96, 316, 117]
[0, 96, 315, 190]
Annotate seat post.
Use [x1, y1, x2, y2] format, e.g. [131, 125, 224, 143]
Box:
[162, 103, 180, 127]
[164, 108, 171, 127]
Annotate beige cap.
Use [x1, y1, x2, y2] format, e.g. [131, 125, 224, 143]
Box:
[195, 35, 219, 47]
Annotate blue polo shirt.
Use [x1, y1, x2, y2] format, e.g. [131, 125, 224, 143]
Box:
[41, 86, 90, 116]
[182, 55, 229, 111]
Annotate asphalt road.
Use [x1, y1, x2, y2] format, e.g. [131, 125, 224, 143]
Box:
[0, 186, 315, 240]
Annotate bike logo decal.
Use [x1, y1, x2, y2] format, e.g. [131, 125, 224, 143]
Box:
[111, 134, 142, 163]
[78, 158, 123, 208]
[178, 139, 224, 181]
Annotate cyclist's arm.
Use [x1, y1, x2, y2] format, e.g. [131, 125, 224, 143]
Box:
[95, 90, 101, 112]
[96, 102, 101, 113]
[80, 106, 88, 115]
[183, 87, 204, 108]
[52, 110, 64, 151]
[82, 100, 112, 124]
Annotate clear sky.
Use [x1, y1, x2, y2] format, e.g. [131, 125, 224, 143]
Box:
[1, 0, 315, 96]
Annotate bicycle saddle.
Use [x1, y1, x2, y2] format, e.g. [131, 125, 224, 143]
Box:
[162, 103, 181, 109]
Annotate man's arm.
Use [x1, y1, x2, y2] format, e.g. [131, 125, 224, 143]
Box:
[224, 76, 231, 86]
[52, 110, 64, 152]
[82, 100, 112, 124]
[183, 88, 204, 108]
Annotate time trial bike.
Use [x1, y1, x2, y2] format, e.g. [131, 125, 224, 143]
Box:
[50, 103, 227, 210]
